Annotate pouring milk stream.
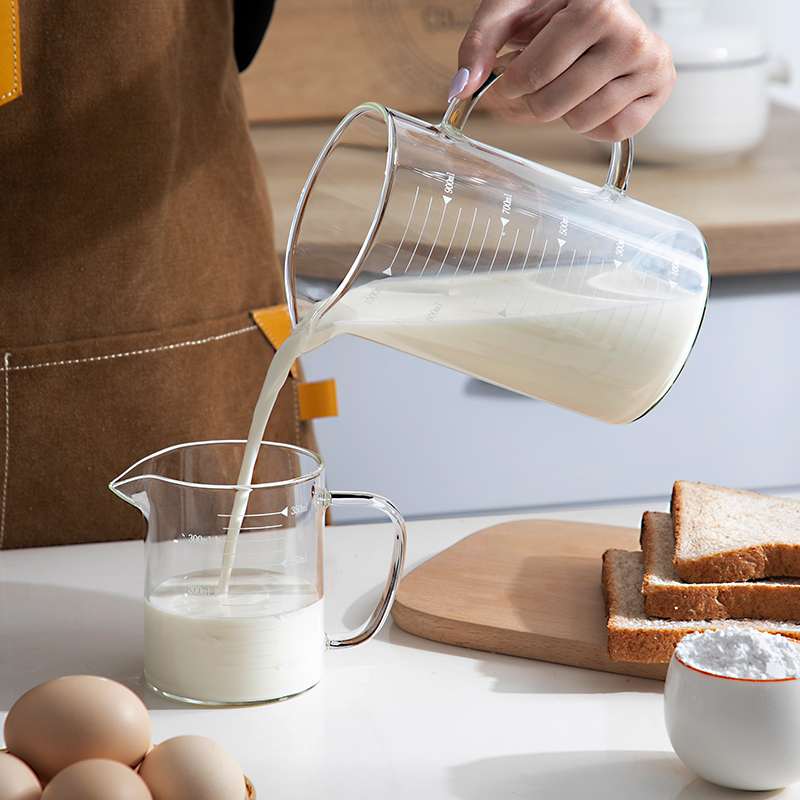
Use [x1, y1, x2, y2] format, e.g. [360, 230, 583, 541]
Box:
[217, 56, 709, 591]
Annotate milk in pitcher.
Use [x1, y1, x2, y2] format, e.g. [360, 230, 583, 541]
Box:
[311, 265, 704, 425]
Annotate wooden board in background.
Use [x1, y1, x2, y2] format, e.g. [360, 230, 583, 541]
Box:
[252, 105, 800, 277]
[241, 0, 480, 123]
[391, 519, 668, 681]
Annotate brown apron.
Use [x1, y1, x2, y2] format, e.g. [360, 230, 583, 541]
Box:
[0, 1, 316, 548]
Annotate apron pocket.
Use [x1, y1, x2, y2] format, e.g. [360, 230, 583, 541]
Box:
[1, 312, 313, 548]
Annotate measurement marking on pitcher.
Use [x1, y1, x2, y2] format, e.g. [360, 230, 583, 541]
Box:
[504, 226, 536, 316]
[612, 266, 653, 354]
[610, 256, 641, 352]
[385, 186, 420, 276]
[470, 218, 492, 277]
[585, 258, 608, 341]
[220, 510, 287, 532]
[641, 262, 683, 357]
[447, 207, 477, 290]
[594, 256, 637, 348]
[563, 250, 590, 318]
[222, 525, 284, 535]
[594, 271, 621, 344]
[436, 206, 461, 279]
[520, 239, 550, 316]
[219, 507, 289, 519]
[403, 195, 433, 275]
[417, 194, 452, 280]
[186, 584, 215, 596]
[493, 227, 520, 308]
[636, 292, 668, 360]
[474, 218, 506, 302]
[555, 250, 578, 317]
[569, 250, 597, 324]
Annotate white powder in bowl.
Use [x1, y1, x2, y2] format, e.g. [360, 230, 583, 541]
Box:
[676, 629, 800, 680]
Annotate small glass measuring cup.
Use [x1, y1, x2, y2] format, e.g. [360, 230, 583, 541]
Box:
[286, 56, 709, 425]
[110, 440, 406, 706]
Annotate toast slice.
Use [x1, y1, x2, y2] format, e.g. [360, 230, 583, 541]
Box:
[641, 511, 800, 621]
[602, 548, 800, 663]
[671, 481, 800, 583]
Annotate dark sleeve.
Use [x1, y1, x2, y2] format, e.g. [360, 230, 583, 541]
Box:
[233, 0, 277, 72]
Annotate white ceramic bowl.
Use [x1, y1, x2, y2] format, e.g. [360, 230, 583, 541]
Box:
[634, 5, 790, 167]
[633, 56, 773, 167]
[664, 644, 800, 790]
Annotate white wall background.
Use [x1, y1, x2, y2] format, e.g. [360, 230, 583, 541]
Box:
[632, 0, 800, 109]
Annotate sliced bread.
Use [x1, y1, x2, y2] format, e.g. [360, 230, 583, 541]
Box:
[602, 548, 800, 663]
[641, 511, 800, 621]
[671, 481, 800, 583]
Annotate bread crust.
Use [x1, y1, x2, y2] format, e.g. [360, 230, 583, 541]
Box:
[671, 481, 800, 583]
[602, 548, 800, 663]
[641, 511, 800, 621]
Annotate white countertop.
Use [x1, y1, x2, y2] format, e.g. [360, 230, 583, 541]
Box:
[3, 498, 800, 799]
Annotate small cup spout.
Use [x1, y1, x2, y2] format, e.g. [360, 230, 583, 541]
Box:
[109, 451, 167, 517]
[109, 473, 152, 518]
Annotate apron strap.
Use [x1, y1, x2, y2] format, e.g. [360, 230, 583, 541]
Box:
[251, 305, 338, 421]
[0, 0, 21, 107]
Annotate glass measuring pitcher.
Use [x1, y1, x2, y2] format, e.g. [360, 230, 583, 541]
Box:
[286, 60, 710, 425]
[110, 440, 406, 706]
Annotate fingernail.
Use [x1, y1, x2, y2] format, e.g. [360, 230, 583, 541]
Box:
[447, 67, 470, 101]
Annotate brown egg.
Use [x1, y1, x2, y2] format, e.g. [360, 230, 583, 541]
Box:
[39, 759, 152, 800]
[0, 751, 42, 800]
[138, 736, 245, 800]
[3, 676, 152, 783]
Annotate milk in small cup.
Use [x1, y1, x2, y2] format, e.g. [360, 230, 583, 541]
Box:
[111, 439, 405, 706]
[664, 628, 800, 791]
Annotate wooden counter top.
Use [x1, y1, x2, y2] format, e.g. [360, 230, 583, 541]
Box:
[251, 104, 800, 277]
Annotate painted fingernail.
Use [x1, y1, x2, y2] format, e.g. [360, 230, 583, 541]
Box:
[447, 67, 470, 101]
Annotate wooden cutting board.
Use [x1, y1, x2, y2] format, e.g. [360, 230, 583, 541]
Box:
[391, 519, 667, 681]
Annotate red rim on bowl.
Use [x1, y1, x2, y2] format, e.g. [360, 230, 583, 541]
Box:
[674, 651, 800, 683]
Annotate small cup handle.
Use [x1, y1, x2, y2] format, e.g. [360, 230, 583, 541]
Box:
[324, 490, 407, 648]
[440, 51, 633, 195]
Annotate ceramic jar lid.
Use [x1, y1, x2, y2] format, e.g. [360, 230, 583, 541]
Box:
[652, 0, 768, 68]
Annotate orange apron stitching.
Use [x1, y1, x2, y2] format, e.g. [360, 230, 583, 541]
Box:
[1, 0, 20, 102]
[1, 352, 10, 548]
[5, 325, 259, 372]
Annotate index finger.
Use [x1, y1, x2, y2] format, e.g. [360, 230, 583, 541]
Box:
[454, 0, 538, 97]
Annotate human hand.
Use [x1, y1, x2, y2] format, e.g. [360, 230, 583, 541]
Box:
[448, 0, 675, 141]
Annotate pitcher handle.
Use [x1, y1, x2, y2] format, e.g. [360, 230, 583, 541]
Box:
[324, 490, 407, 648]
[441, 51, 633, 195]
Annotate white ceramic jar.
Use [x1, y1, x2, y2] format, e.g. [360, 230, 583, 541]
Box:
[635, 0, 789, 166]
[664, 632, 800, 791]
